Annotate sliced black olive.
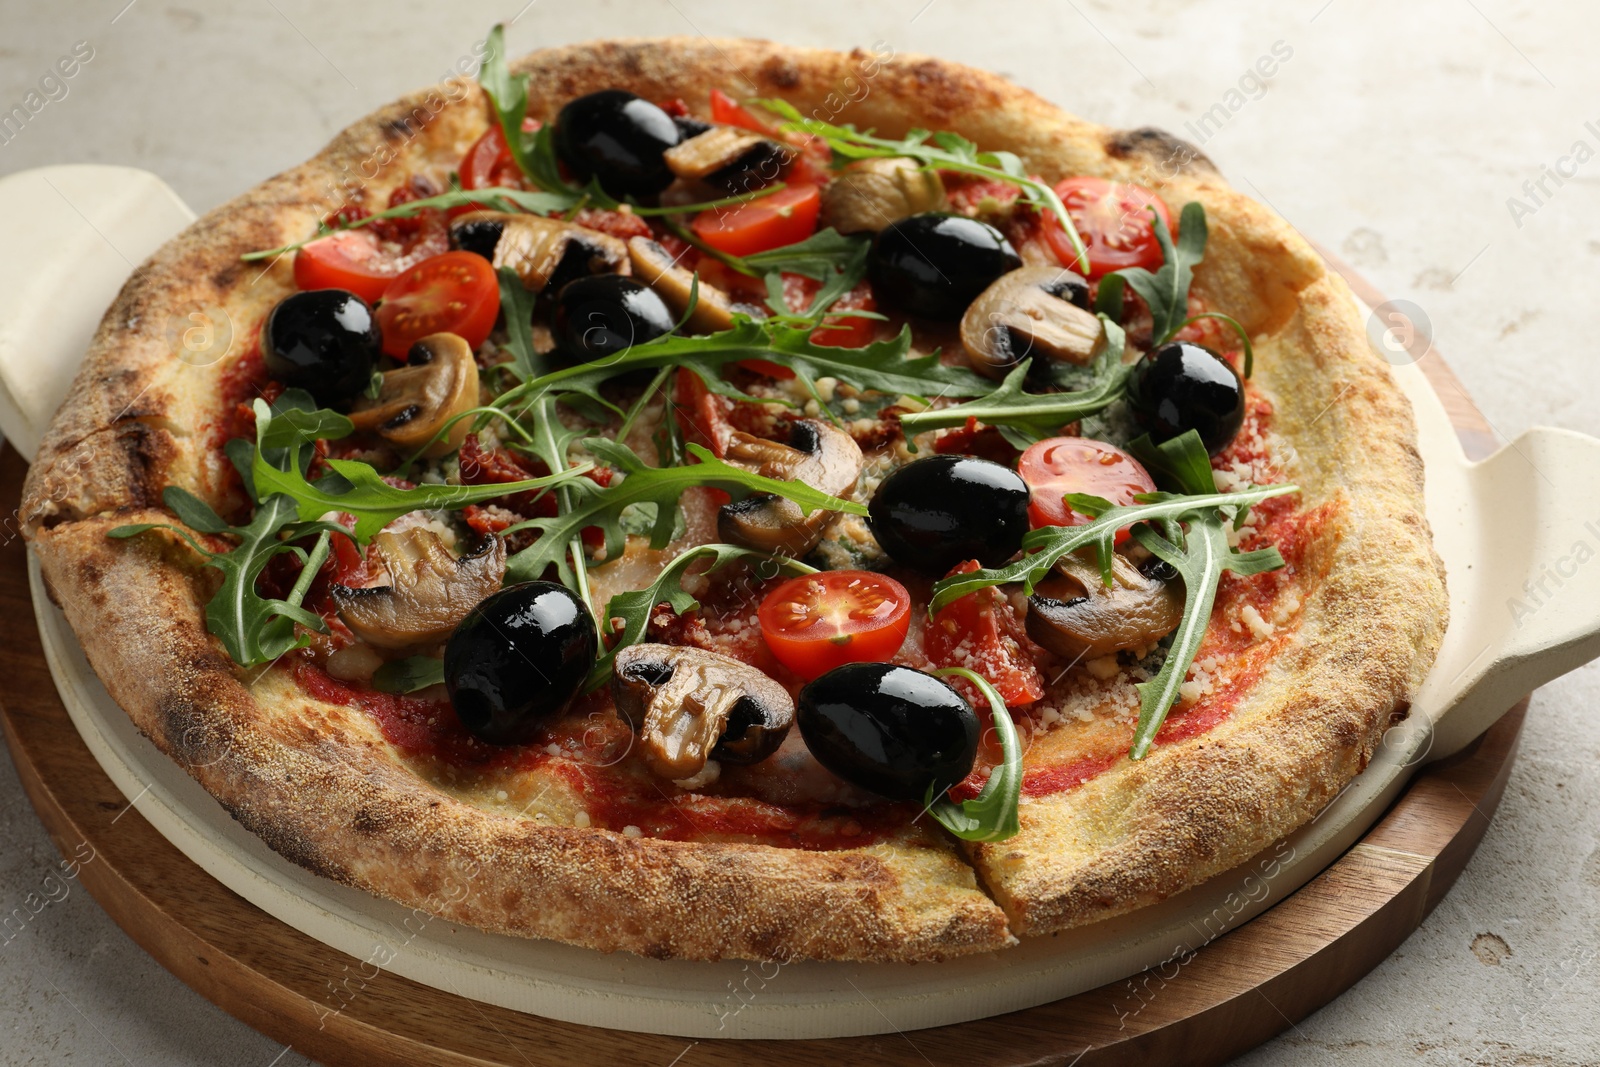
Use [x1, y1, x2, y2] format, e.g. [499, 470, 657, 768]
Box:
[867, 454, 1031, 573]
[554, 90, 681, 199]
[868, 213, 1021, 320]
[449, 215, 504, 261]
[797, 663, 979, 801]
[444, 582, 597, 746]
[553, 275, 675, 362]
[261, 289, 381, 404]
[1127, 341, 1246, 455]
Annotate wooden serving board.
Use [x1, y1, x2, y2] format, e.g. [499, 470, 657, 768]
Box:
[0, 254, 1525, 1065]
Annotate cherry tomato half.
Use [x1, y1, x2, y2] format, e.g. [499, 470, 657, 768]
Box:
[1018, 436, 1155, 541]
[373, 251, 500, 359]
[294, 228, 434, 305]
[924, 560, 1044, 707]
[691, 183, 821, 258]
[710, 88, 768, 133]
[459, 117, 542, 192]
[1043, 177, 1172, 278]
[758, 571, 911, 680]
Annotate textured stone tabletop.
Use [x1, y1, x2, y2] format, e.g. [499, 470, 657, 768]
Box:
[1, 0, 1597, 1063]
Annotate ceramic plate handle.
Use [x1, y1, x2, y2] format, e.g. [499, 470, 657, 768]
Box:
[1418, 426, 1600, 759]
[0, 165, 194, 458]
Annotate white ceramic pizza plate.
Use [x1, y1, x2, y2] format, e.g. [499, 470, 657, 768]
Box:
[3, 164, 1600, 1041]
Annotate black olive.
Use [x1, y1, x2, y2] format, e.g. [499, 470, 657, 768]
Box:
[798, 663, 979, 801]
[449, 216, 504, 260]
[554, 90, 681, 199]
[867, 455, 1031, 573]
[1040, 268, 1090, 310]
[1128, 341, 1246, 455]
[868, 213, 1021, 320]
[672, 115, 712, 139]
[261, 289, 381, 404]
[444, 582, 597, 746]
[704, 141, 789, 196]
[552, 276, 675, 362]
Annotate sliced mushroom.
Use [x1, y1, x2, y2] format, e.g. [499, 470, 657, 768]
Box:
[331, 528, 506, 650]
[1025, 548, 1184, 661]
[612, 643, 795, 780]
[960, 265, 1099, 380]
[448, 211, 627, 293]
[819, 157, 946, 234]
[348, 332, 480, 458]
[717, 420, 863, 556]
[664, 126, 786, 194]
[627, 236, 764, 333]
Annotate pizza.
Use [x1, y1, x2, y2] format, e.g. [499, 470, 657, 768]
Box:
[19, 30, 1447, 963]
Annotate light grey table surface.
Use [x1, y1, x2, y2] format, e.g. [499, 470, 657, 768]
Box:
[1, 1, 1597, 1064]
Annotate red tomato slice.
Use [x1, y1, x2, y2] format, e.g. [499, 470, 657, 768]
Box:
[758, 571, 911, 680]
[1019, 437, 1155, 541]
[691, 183, 821, 258]
[925, 561, 1044, 707]
[710, 88, 768, 133]
[294, 231, 408, 305]
[459, 117, 542, 192]
[810, 279, 878, 349]
[1043, 177, 1172, 278]
[672, 368, 734, 457]
[373, 251, 500, 359]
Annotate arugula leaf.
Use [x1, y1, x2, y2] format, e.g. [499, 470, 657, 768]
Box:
[494, 317, 989, 421]
[240, 185, 575, 261]
[372, 656, 446, 694]
[928, 479, 1295, 614]
[754, 98, 1089, 273]
[1113, 201, 1206, 348]
[496, 266, 542, 380]
[1125, 430, 1220, 496]
[925, 667, 1021, 842]
[1125, 520, 1282, 758]
[250, 398, 586, 542]
[502, 439, 866, 587]
[927, 430, 1297, 761]
[743, 228, 869, 281]
[586, 543, 814, 690]
[897, 317, 1131, 449]
[480, 24, 576, 199]
[110, 492, 346, 667]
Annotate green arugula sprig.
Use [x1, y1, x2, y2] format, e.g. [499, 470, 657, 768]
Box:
[240, 186, 573, 262]
[250, 397, 586, 542]
[493, 316, 989, 421]
[586, 543, 815, 691]
[898, 317, 1131, 449]
[928, 431, 1296, 760]
[1097, 202, 1255, 378]
[753, 98, 1089, 274]
[925, 667, 1022, 842]
[480, 24, 584, 201]
[373, 656, 447, 694]
[502, 438, 866, 588]
[109, 492, 344, 668]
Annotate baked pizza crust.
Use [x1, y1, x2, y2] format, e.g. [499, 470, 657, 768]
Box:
[21, 38, 1445, 960]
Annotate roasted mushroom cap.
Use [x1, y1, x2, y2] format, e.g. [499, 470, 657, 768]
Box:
[627, 236, 763, 333]
[1025, 548, 1184, 661]
[611, 643, 795, 780]
[449, 211, 628, 293]
[663, 126, 786, 194]
[331, 528, 507, 650]
[819, 157, 946, 234]
[717, 419, 863, 556]
[348, 332, 480, 458]
[960, 265, 1099, 380]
